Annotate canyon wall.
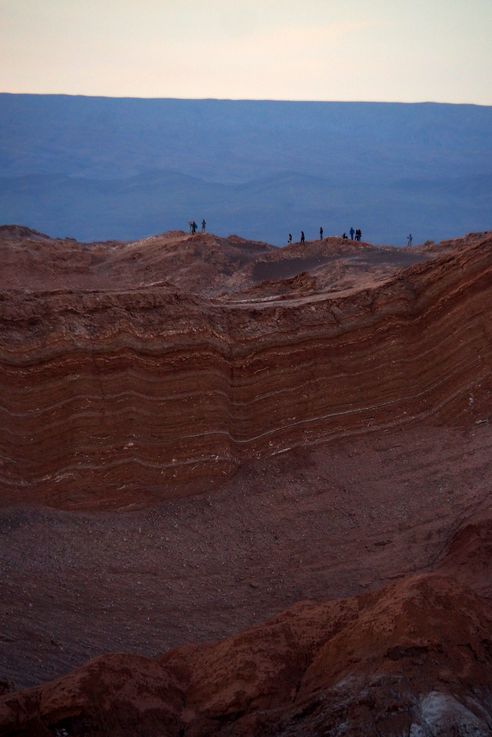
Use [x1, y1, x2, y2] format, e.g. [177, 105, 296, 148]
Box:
[1, 235, 491, 507]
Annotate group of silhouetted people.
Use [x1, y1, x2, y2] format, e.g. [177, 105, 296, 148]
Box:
[187, 220, 413, 247]
[349, 227, 362, 241]
[189, 219, 206, 234]
[289, 226, 364, 245]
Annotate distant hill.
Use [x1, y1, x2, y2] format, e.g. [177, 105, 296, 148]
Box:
[0, 94, 491, 245]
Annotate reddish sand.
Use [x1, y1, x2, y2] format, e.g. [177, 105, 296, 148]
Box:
[0, 227, 491, 735]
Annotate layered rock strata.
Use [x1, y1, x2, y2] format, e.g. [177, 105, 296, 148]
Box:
[1, 234, 492, 506]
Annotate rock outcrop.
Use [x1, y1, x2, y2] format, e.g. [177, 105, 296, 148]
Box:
[0, 230, 491, 508]
[1, 519, 491, 736]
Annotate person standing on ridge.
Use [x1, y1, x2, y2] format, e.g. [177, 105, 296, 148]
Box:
[350, 227, 355, 240]
[288, 233, 292, 244]
[300, 231, 305, 244]
[191, 220, 197, 234]
[407, 233, 413, 246]
[201, 219, 206, 233]
[320, 226, 323, 240]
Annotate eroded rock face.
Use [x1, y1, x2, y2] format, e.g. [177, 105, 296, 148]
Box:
[1, 229, 492, 735]
[1, 519, 491, 736]
[0, 230, 491, 508]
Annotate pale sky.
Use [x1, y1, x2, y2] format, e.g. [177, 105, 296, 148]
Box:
[1, 0, 491, 103]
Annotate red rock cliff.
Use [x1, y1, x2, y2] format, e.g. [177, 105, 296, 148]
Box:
[0, 232, 491, 507]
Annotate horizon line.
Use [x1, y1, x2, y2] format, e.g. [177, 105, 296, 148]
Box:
[0, 91, 491, 108]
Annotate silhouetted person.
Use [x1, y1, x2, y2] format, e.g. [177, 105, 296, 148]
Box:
[300, 231, 305, 244]
[342, 232, 348, 239]
[355, 228, 362, 242]
[288, 233, 292, 244]
[202, 219, 206, 232]
[350, 227, 355, 240]
[191, 220, 197, 234]
[320, 226, 323, 240]
[407, 233, 413, 246]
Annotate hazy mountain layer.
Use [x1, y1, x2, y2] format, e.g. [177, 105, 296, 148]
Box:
[0, 95, 491, 244]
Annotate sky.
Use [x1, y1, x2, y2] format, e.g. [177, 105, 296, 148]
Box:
[1, 0, 491, 104]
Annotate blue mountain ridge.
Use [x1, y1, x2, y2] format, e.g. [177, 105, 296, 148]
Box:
[0, 95, 491, 245]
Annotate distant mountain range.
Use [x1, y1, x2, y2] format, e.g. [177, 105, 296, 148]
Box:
[0, 94, 491, 245]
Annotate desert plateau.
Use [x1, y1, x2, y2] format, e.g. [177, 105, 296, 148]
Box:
[0, 226, 491, 736]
